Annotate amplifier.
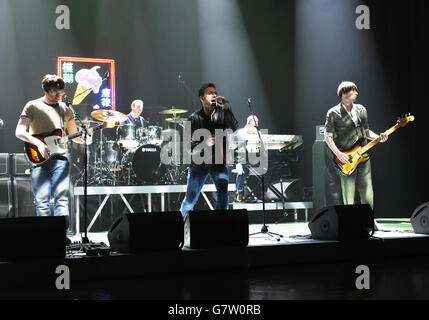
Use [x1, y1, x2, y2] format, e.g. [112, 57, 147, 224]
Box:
[0, 153, 9, 176]
[0, 177, 13, 217]
[12, 177, 36, 217]
[11, 153, 30, 176]
[315, 125, 326, 141]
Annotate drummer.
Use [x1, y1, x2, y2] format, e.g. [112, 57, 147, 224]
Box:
[123, 99, 145, 128]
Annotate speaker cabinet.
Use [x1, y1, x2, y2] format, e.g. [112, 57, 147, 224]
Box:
[266, 178, 304, 201]
[0, 177, 13, 218]
[11, 153, 31, 176]
[312, 139, 343, 210]
[13, 177, 37, 217]
[107, 212, 184, 253]
[308, 204, 374, 240]
[184, 209, 249, 249]
[0, 216, 66, 261]
[0, 153, 9, 176]
[411, 202, 429, 234]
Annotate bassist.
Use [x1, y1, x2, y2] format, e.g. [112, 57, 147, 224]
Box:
[324, 81, 388, 208]
[15, 74, 81, 232]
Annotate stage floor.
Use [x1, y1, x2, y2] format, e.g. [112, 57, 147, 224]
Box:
[68, 218, 423, 249]
[2, 219, 429, 300]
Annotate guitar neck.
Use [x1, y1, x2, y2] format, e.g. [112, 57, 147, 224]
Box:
[63, 124, 103, 142]
[360, 123, 399, 154]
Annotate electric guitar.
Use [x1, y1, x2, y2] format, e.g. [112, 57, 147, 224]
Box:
[334, 114, 415, 175]
[25, 121, 119, 166]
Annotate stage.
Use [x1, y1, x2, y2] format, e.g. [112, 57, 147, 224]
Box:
[2, 217, 429, 300]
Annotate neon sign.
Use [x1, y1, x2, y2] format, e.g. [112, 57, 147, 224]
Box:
[57, 57, 116, 110]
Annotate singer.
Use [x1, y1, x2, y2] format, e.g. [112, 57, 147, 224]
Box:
[15, 74, 80, 232]
[324, 81, 388, 208]
[180, 82, 238, 218]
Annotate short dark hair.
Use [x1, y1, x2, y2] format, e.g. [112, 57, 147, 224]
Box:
[42, 74, 65, 92]
[198, 83, 216, 98]
[337, 81, 358, 97]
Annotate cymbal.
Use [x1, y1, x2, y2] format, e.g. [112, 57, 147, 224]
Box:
[159, 107, 188, 115]
[91, 109, 127, 122]
[165, 117, 187, 124]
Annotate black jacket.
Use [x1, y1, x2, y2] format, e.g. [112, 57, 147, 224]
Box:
[185, 105, 238, 166]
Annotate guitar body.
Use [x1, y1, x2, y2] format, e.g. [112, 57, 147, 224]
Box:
[25, 129, 66, 166]
[24, 121, 120, 166]
[334, 144, 370, 176]
[332, 114, 414, 175]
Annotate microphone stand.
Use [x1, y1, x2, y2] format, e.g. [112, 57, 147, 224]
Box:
[246, 98, 283, 241]
[66, 74, 109, 244]
[64, 94, 91, 244]
[177, 72, 201, 108]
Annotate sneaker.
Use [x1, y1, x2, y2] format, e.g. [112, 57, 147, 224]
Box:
[236, 194, 243, 202]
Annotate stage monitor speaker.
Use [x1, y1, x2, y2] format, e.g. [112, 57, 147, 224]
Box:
[308, 204, 374, 240]
[11, 153, 31, 176]
[0, 153, 9, 176]
[411, 202, 429, 234]
[0, 177, 13, 217]
[107, 211, 184, 253]
[12, 177, 37, 217]
[0, 216, 66, 261]
[266, 178, 304, 201]
[184, 209, 248, 249]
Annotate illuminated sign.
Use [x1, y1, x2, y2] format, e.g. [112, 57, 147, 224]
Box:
[57, 57, 116, 110]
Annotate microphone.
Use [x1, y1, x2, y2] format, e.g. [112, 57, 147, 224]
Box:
[0, 118, 4, 130]
[247, 98, 251, 104]
[63, 94, 70, 106]
[177, 72, 182, 89]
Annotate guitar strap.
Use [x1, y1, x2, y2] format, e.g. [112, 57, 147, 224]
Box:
[58, 103, 65, 137]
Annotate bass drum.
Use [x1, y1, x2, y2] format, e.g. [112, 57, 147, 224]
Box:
[131, 144, 164, 184]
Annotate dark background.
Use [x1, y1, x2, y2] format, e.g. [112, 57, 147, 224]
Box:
[0, 0, 426, 218]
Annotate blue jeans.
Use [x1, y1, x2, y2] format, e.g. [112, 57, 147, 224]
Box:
[30, 158, 70, 230]
[180, 165, 229, 217]
[235, 164, 249, 195]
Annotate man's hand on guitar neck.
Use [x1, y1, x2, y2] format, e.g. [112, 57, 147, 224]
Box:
[366, 129, 388, 143]
[379, 132, 388, 142]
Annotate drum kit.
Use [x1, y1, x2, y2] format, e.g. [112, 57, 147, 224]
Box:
[70, 107, 189, 186]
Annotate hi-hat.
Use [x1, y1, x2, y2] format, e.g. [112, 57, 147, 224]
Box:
[91, 109, 128, 122]
[165, 117, 187, 124]
[159, 107, 188, 115]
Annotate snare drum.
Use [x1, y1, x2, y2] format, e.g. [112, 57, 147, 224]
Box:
[117, 124, 140, 149]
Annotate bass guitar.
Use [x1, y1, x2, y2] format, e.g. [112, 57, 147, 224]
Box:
[25, 121, 119, 166]
[334, 114, 415, 175]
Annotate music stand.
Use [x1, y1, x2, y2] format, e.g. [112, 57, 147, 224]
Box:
[246, 99, 283, 241]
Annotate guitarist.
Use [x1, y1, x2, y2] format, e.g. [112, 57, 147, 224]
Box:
[324, 81, 388, 208]
[15, 74, 81, 232]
